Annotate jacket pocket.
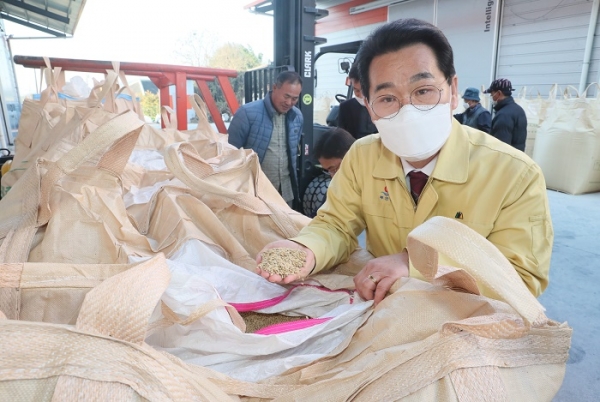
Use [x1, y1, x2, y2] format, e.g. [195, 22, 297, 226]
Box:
[363, 203, 396, 220]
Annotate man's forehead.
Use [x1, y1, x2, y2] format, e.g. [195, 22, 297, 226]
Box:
[368, 46, 441, 83]
[278, 82, 301, 89]
[277, 83, 301, 94]
[322, 161, 339, 169]
[371, 70, 438, 93]
[409, 71, 435, 83]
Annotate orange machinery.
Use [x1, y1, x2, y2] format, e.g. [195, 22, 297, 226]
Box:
[13, 55, 240, 133]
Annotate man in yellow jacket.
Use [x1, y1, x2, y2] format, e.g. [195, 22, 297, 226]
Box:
[256, 18, 553, 303]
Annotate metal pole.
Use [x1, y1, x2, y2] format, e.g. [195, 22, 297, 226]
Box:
[582, 0, 600, 95]
[491, 0, 504, 86]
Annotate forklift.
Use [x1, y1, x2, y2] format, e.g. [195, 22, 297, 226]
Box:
[244, 0, 362, 215]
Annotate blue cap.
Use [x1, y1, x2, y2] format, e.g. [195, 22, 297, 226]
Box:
[462, 87, 480, 101]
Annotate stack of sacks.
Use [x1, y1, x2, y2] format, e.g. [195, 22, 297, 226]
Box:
[0, 64, 570, 401]
[533, 83, 600, 194]
[514, 85, 557, 158]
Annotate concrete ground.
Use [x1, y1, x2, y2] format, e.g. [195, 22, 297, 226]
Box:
[356, 189, 599, 400]
[539, 190, 600, 401]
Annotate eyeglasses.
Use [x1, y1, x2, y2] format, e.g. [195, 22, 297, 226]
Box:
[322, 165, 339, 176]
[369, 84, 444, 119]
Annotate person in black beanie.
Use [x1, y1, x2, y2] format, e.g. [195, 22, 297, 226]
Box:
[483, 78, 527, 152]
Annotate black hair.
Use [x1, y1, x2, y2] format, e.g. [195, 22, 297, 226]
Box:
[275, 71, 303, 87]
[313, 127, 356, 160]
[356, 18, 456, 100]
[348, 63, 359, 81]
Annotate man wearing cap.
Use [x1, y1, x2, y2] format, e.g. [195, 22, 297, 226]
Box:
[484, 78, 527, 152]
[453, 87, 491, 133]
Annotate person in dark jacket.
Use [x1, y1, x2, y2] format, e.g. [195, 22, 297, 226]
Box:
[453, 87, 491, 133]
[483, 78, 527, 152]
[337, 64, 377, 139]
[228, 71, 304, 207]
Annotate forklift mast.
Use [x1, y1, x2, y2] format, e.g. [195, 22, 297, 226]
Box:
[244, 0, 328, 209]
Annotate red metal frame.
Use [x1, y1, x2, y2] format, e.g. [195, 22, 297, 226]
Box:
[13, 55, 240, 133]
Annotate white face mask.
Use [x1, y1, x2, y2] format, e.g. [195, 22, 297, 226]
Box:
[463, 102, 470, 110]
[355, 96, 365, 107]
[490, 92, 498, 106]
[373, 103, 452, 162]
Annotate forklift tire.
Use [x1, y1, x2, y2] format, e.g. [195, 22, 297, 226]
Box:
[302, 173, 331, 218]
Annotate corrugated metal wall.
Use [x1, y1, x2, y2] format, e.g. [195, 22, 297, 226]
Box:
[497, 0, 599, 97]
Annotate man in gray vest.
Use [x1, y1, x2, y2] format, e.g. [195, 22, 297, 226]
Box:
[453, 87, 491, 133]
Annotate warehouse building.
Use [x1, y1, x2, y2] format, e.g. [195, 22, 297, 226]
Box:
[311, 0, 600, 123]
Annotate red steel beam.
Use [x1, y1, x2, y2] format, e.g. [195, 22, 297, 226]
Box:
[13, 55, 238, 77]
[123, 71, 215, 82]
[13, 55, 239, 132]
[217, 75, 239, 114]
[150, 75, 174, 91]
[196, 80, 226, 134]
[175, 72, 187, 131]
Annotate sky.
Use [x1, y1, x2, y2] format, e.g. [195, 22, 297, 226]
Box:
[5, 0, 274, 96]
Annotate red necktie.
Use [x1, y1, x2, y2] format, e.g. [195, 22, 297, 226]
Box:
[408, 171, 429, 203]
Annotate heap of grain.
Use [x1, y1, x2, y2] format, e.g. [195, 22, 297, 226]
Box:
[258, 248, 306, 277]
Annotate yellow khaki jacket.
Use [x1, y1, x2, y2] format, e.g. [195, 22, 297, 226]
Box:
[292, 119, 553, 297]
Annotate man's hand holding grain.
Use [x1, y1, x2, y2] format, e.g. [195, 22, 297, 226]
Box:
[256, 240, 316, 284]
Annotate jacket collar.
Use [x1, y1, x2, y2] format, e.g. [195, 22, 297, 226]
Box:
[372, 118, 469, 184]
[263, 91, 277, 119]
[493, 96, 514, 111]
[467, 103, 482, 115]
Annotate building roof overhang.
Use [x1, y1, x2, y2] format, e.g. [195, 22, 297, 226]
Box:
[0, 0, 87, 37]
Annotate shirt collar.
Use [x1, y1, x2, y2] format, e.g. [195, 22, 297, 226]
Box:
[401, 156, 437, 177]
[372, 118, 469, 184]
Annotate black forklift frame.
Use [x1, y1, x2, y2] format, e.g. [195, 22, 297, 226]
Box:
[244, 0, 363, 211]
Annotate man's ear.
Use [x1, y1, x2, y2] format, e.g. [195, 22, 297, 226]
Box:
[364, 98, 378, 121]
[450, 75, 459, 110]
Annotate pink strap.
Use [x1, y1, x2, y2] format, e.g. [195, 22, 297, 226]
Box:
[228, 284, 353, 312]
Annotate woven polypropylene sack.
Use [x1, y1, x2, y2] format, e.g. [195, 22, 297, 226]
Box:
[0, 261, 142, 324]
[514, 84, 557, 158]
[0, 217, 571, 401]
[0, 254, 241, 402]
[533, 83, 600, 194]
[0, 111, 146, 264]
[1, 64, 122, 196]
[242, 217, 572, 401]
[162, 141, 310, 270]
